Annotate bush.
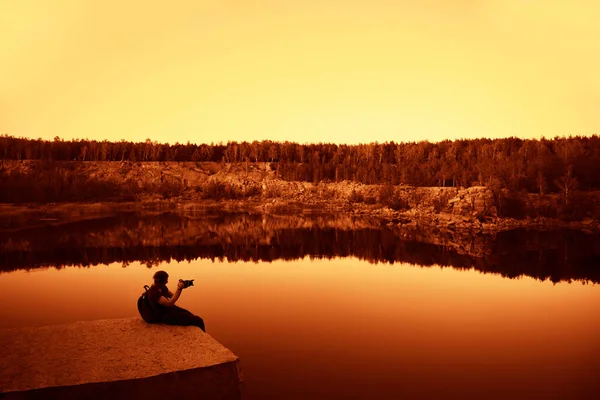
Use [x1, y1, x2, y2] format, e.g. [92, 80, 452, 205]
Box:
[157, 180, 185, 199]
[535, 202, 559, 218]
[378, 184, 395, 205]
[496, 192, 527, 219]
[374, 185, 406, 210]
[201, 180, 227, 199]
[364, 195, 377, 205]
[242, 184, 262, 198]
[263, 184, 281, 198]
[557, 192, 589, 221]
[348, 189, 364, 203]
[198, 180, 263, 200]
[321, 187, 337, 200]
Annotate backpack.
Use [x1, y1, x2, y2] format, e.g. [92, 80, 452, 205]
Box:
[137, 285, 159, 323]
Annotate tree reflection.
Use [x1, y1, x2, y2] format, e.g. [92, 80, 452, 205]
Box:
[1, 212, 599, 284]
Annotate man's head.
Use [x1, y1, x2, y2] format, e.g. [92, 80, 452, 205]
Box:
[153, 270, 169, 285]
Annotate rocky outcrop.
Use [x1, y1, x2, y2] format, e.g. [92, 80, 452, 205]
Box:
[0, 318, 243, 400]
[446, 186, 497, 216]
[395, 185, 497, 216]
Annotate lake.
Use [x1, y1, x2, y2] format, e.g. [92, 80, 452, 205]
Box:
[1, 212, 599, 399]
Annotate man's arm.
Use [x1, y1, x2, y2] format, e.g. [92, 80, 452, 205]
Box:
[158, 282, 184, 307]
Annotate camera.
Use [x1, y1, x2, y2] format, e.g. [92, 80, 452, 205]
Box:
[179, 279, 195, 289]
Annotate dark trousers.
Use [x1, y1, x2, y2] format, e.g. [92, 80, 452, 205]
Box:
[158, 305, 206, 332]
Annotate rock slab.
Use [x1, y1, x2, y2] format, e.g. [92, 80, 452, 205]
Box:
[0, 318, 243, 400]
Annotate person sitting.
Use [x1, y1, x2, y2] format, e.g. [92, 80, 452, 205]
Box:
[147, 270, 206, 332]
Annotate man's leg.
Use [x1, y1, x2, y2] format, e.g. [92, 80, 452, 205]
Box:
[160, 306, 206, 332]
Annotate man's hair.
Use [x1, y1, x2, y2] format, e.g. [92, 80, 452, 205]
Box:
[153, 270, 169, 284]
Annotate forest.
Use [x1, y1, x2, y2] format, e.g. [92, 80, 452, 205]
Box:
[0, 134, 596, 196]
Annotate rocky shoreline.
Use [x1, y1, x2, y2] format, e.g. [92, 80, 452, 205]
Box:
[1, 195, 598, 236]
[1, 160, 599, 234]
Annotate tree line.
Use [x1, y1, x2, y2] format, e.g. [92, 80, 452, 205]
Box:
[1, 134, 599, 194]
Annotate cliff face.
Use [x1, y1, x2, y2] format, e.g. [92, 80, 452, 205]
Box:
[400, 186, 497, 216]
[1, 160, 497, 214]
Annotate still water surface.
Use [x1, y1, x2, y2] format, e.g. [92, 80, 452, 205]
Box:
[1, 256, 599, 399]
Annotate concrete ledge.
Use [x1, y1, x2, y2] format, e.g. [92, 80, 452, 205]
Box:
[0, 318, 243, 400]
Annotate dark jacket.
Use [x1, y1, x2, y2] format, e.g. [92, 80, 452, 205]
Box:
[147, 284, 170, 314]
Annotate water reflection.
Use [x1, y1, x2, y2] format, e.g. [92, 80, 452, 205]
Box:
[1, 258, 599, 399]
[2, 211, 600, 284]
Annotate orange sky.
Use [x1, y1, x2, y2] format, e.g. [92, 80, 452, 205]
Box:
[1, 0, 598, 145]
